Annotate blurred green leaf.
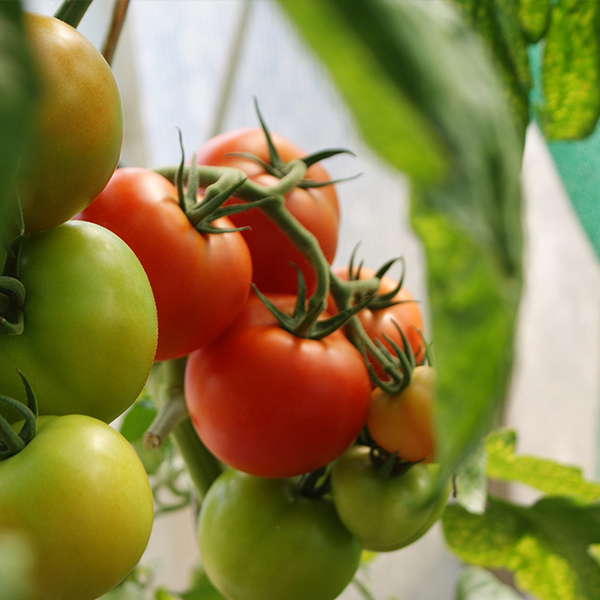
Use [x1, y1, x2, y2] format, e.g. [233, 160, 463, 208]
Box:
[444, 496, 600, 600]
[541, 0, 600, 140]
[97, 582, 147, 600]
[0, 1, 38, 238]
[120, 393, 157, 443]
[486, 429, 600, 501]
[454, 0, 531, 142]
[518, 0, 551, 42]
[455, 441, 487, 514]
[278, 0, 523, 496]
[453, 566, 524, 600]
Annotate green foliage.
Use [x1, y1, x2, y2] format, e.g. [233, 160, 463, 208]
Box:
[455, 0, 531, 143]
[541, 0, 600, 140]
[518, 0, 551, 43]
[453, 566, 524, 600]
[445, 430, 600, 600]
[278, 0, 523, 498]
[0, 1, 38, 239]
[486, 429, 600, 501]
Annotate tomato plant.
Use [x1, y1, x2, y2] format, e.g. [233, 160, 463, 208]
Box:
[198, 468, 362, 600]
[195, 127, 340, 295]
[330, 265, 425, 377]
[0, 220, 157, 423]
[15, 12, 122, 232]
[77, 167, 252, 361]
[184, 292, 372, 478]
[0, 414, 154, 600]
[367, 365, 436, 463]
[331, 445, 450, 552]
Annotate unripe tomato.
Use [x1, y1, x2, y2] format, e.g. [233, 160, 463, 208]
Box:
[198, 469, 362, 600]
[0, 415, 154, 600]
[18, 13, 123, 232]
[367, 365, 436, 463]
[331, 445, 449, 552]
[0, 221, 158, 423]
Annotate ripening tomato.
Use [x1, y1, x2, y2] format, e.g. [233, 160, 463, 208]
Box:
[331, 445, 449, 552]
[195, 128, 339, 295]
[184, 292, 372, 478]
[367, 365, 436, 463]
[0, 415, 154, 600]
[329, 265, 425, 379]
[18, 13, 123, 232]
[0, 220, 157, 423]
[198, 469, 362, 600]
[77, 168, 252, 361]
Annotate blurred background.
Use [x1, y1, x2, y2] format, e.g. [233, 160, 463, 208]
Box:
[21, 2, 600, 599]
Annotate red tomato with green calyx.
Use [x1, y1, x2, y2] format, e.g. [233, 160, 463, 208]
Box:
[195, 128, 339, 295]
[185, 292, 372, 478]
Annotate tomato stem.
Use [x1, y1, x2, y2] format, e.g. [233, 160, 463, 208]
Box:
[146, 359, 223, 501]
[101, 0, 131, 66]
[54, 0, 94, 28]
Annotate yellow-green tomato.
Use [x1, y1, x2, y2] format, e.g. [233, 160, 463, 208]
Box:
[18, 12, 123, 232]
[331, 445, 449, 552]
[0, 415, 154, 600]
[198, 469, 362, 600]
[0, 220, 158, 423]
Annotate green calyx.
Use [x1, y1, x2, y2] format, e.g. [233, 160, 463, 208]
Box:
[173, 130, 278, 235]
[0, 235, 26, 336]
[297, 465, 332, 499]
[0, 371, 38, 460]
[369, 444, 418, 479]
[253, 265, 375, 340]
[227, 99, 359, 191]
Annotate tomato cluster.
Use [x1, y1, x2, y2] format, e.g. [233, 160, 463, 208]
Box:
[0, 13, 156, 600]
[1, 10, 450, 600]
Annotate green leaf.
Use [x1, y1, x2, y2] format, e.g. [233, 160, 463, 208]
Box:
[453, 566, 524, 600]
[485, 429, 600, 501]
[453, 0, 531, 143]
[278, 0, 523, 495]
[98, 582, 147, 600]
[276, 0, 447, 184]
[455, 442, 488, 514]
[0, 1, 38, 235]
[443, 496, 600, 600]
[119, 392, 157, 443]
[518, 0, 551, 43]
[541, 0, 600, 140]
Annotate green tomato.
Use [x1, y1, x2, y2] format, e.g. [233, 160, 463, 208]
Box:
[198, 469, 362, 600]
[331, 445, 450, 552]
[18, 12, 123, 232]
[0, 220, 158, 423]
[0, 415, 154, 600]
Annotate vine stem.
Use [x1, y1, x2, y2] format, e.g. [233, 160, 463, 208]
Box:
[54, 0, 94, 28]
[146, 358, 223, 502]
[101, 0, 131, 65]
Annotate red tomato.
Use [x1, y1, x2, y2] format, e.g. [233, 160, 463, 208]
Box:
[329, 266, 425, 379]
[195, 128, 339, 295]
[77, 168, 252, 361]
[184, 293, 372, 478]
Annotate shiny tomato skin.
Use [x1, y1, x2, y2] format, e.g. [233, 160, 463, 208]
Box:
[198, 469, 362, 600]
[0, 221, 158, 423]
[77, 168, 252, 361]
[185, 293, 372, 478]
[0, 415, 154, 600]
[195, 128, 339, 295]
[18, 13, 123, 232]
[367, 365, 436, 463]
[330, 266, 425, 378]
[331, 445, 449, 552]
